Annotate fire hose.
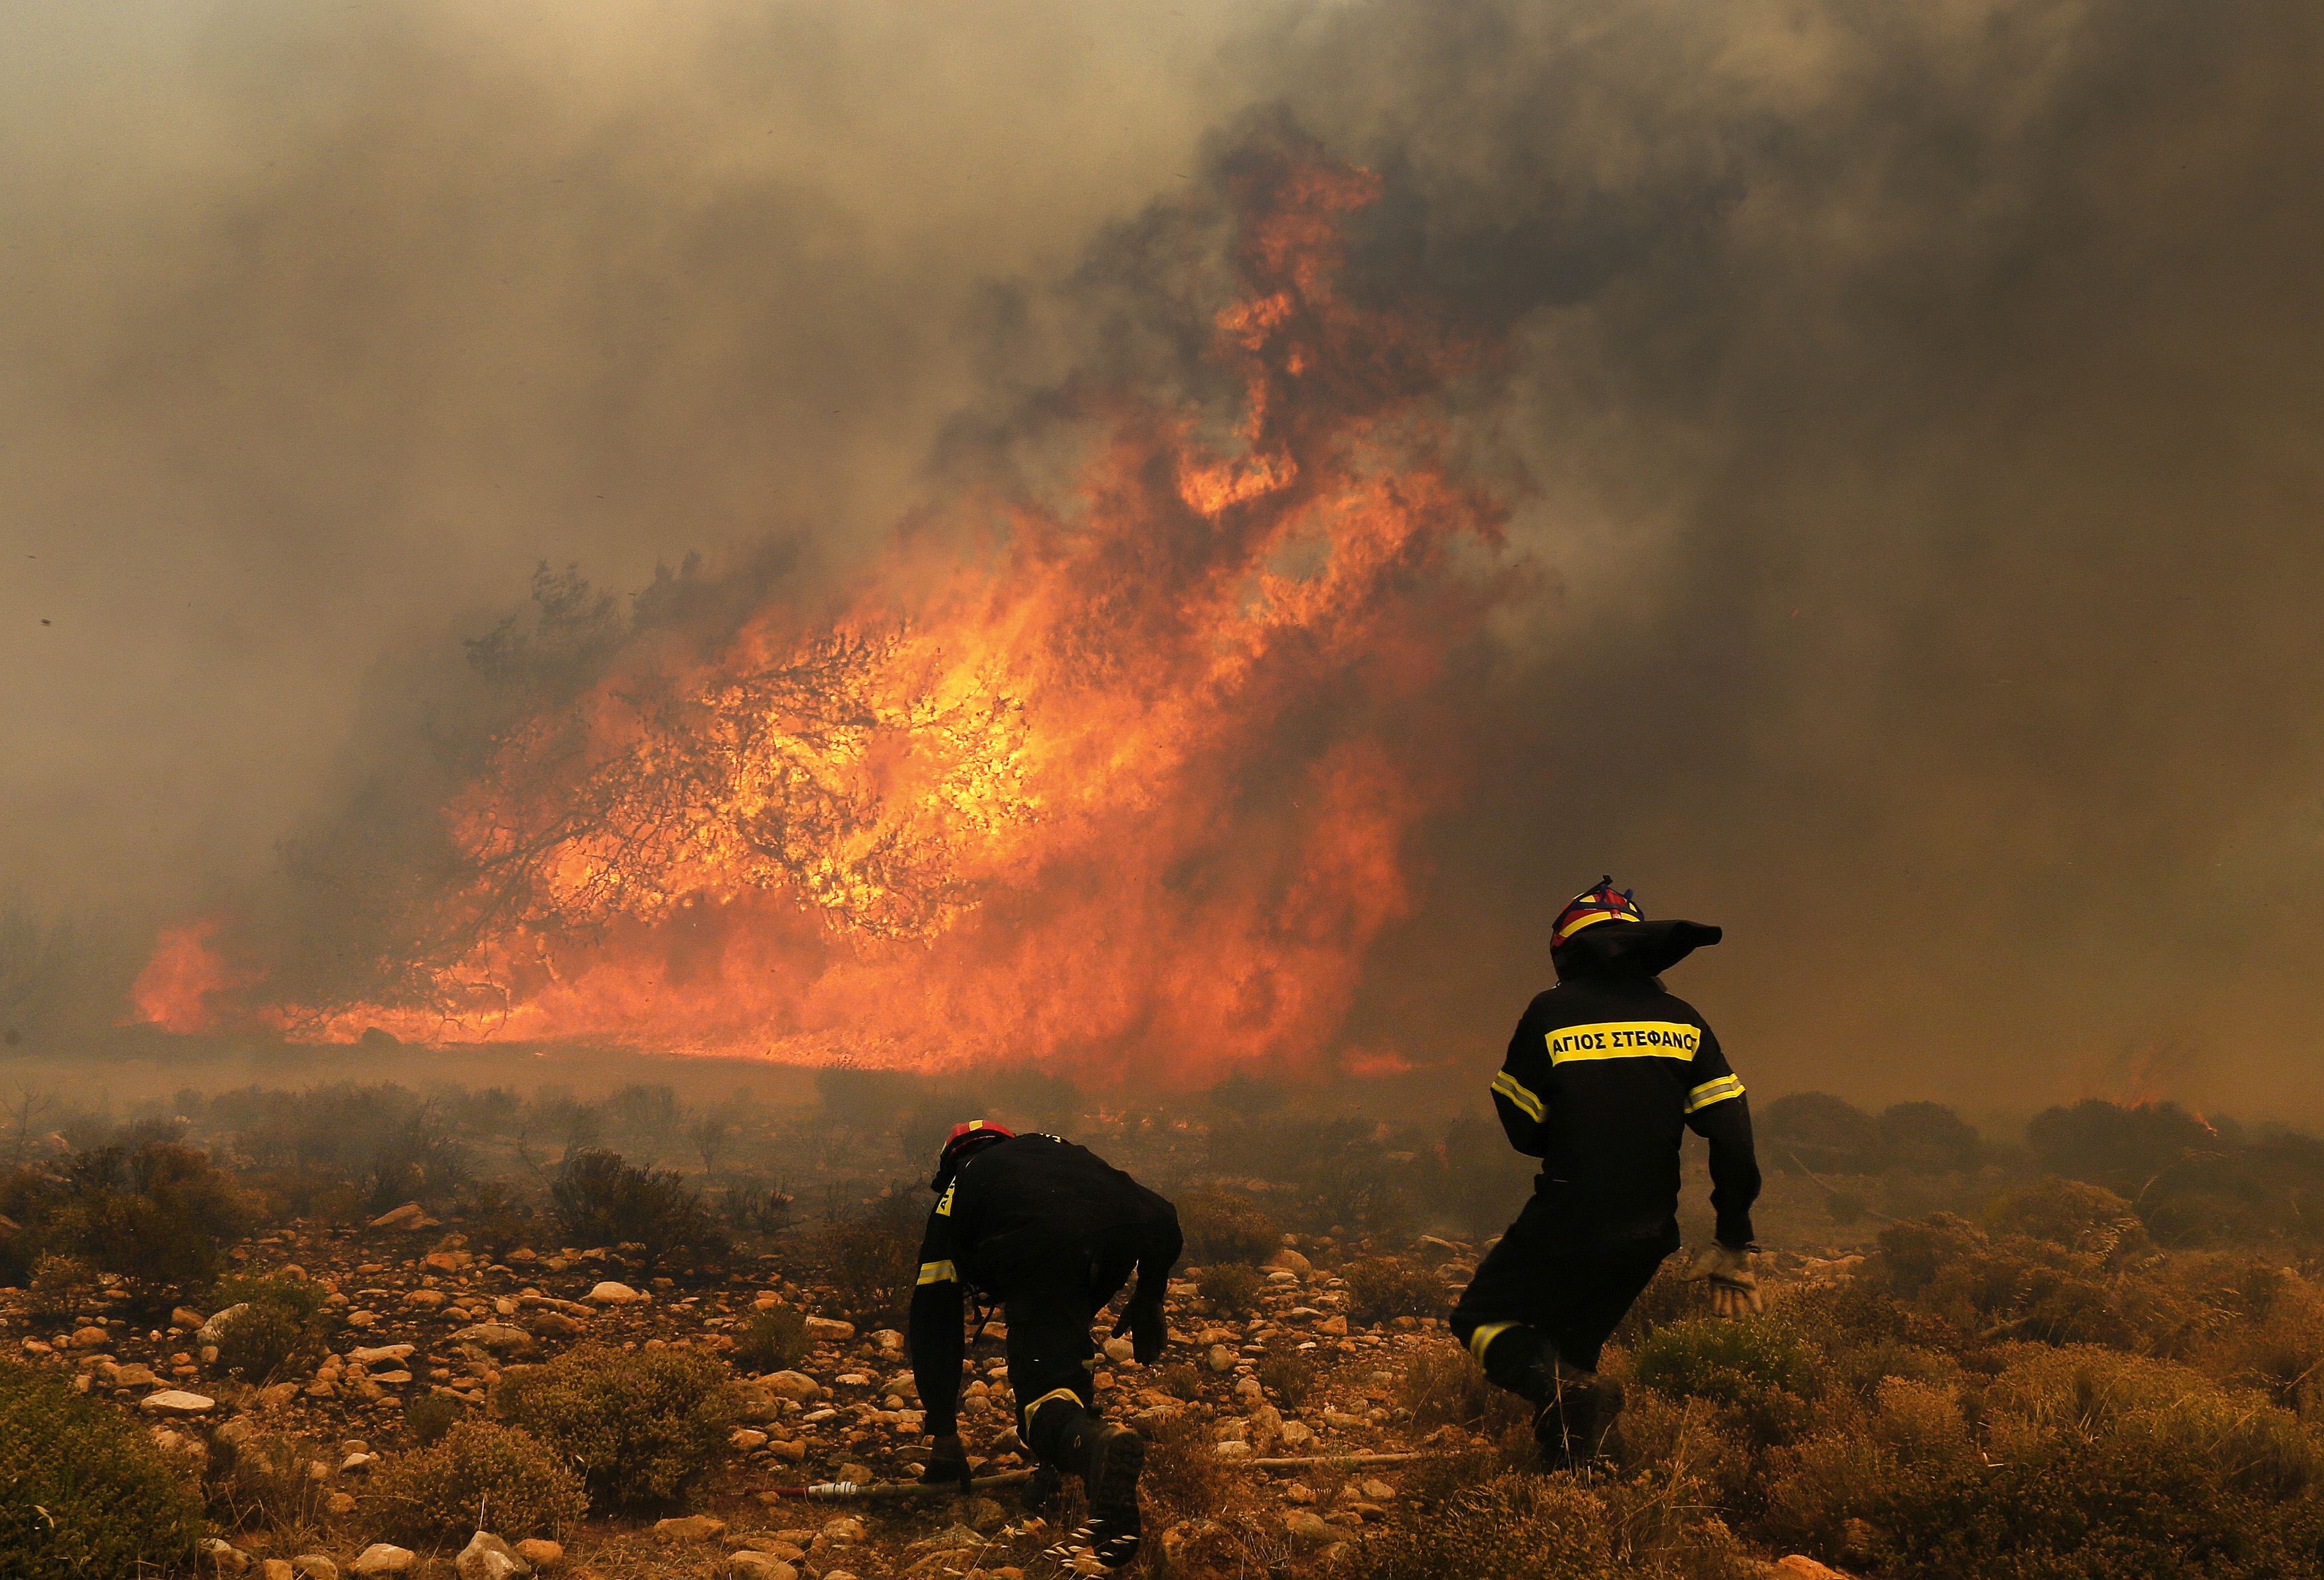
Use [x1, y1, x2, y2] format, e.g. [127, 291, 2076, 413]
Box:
[766, 1451, 1422, 1502]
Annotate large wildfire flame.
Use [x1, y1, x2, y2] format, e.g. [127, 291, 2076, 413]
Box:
[133, 145, 1508, 1080]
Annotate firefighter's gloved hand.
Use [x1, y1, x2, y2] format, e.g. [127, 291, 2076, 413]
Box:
[1122, 1296, 1167, 1365]
[920, 1432, 971, 1491]
[1689, 1243, 1763, 1318]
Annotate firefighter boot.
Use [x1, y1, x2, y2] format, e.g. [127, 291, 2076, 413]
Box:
[1513, 1355, 1619, 1470]
[1028, 1393, 1145, 1569]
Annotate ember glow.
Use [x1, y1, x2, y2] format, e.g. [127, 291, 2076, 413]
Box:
[135, 147, 1507, 1079]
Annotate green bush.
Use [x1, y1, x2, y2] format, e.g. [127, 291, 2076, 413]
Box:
[9, 1142, 255, 1308]
[1177, 1189, 1282, 1265]
[495, 1343, 738, 1510]
[548, 1148, 728, 1269]
[1981, 1177, 2147, 1255]
[1197, 1262, 1266, 1316]
[367, 1419, 586, 1542]
[0, 1354, 203, 1579]
[1257, 1344, 1315, 1407]
[1631, 1316, 1819, 1428]
[210, 1273, 334, 1383]
[1342, 1255, 1448, 1324]
[731, 1306, 812, 1373]
[402, 1391, 464, 1447]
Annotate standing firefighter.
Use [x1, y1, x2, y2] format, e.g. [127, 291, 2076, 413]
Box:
[1451, 878, 1764, 1466]
[909, 1122, 1182, 1569]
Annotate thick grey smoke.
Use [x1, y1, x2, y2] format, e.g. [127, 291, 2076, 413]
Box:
[6, 1, 2322, 1116]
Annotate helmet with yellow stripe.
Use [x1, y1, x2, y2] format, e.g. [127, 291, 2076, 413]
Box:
[1552, 876, 1643, 947]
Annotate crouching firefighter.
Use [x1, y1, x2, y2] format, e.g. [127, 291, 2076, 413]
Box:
[1451, 878, 1765, 1468]
[909, 1122, 1182, 1569]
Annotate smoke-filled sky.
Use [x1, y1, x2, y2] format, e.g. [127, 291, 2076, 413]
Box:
[5, 1, 2321, 1115]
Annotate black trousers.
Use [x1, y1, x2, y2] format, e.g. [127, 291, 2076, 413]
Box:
[1002, 1223, 1149, 1465]
[1448, 1189, 1672, 1385]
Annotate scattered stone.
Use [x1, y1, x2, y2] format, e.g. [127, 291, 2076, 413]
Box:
[1268, 1249, 1314, 1274]
[512, 1541, 561, 1571]
[454, 1532, 529, 1580]
[402, 1290, 448, 1310]
[1102, 1337, 1135, 1363]
[1774, 1560, 1852, 1579]
[70, 1325, 110, 1348]
[290, 1556, 337, 1580]
[1285, 1511, 1334, 1546]
[140, 1389, 216, 1417]
[201, 1537, 250, 1574]
[370, 1203, 440, 1231]
[763, 1369, 823, 1402]
[172, 1306, 208, 1333]
[732, 1427, 770, 1450]
[449, 1323, 535, 1355]
[350, 1344, 414, 1365]
[1205, 1344, 1236, 1373]
[802, 1316, 855, 1343]
[655, 1515, 727, 1542]
[585, 1281, 644, 1305]
[726, 1555, 795, 1580]
[350, 1545, 415, 1576]
[531, 1312, 586, 1339]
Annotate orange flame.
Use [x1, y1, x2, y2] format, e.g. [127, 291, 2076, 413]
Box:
[129, 917, 248, 1034]
[139, 145, 1509, 1081]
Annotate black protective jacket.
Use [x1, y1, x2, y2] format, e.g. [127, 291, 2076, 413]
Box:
[1489, 920, 1761, 1250]
[907, 1133, 1180, 1434]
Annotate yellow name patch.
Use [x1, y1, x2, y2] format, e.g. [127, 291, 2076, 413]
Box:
[1545, 1020, 1702, 1063]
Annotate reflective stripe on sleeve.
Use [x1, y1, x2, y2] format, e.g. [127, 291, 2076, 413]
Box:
[916, 1259, 958, 1285]
[1490, 1069, 1544, 1122]
[1684, 1074, 1746, 1114]
[1467, 1320, 1521, 1364]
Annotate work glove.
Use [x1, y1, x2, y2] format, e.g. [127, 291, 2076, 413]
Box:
[1689, 1243, 1764, 1318]
[920, 1431, 971, 1492]
[1113, 1295, 1167, 1365]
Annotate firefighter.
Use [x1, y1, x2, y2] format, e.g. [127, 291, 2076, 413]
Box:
[909, 1121, 1182, 1569]
[1450, 877, 1764, 1466]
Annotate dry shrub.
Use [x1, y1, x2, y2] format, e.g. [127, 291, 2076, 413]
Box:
[25, 1251, 99, 1324]
[1256, 1344, 1315, 1408]
[0, 1352, 203, 1579]
[210, 1271, 334, 1383]
[548, 1149, 726, 1271]
[495, 1342, 737, 1510]
[811, 1191, 920, 1328]
[1153, 1361, 1205, 1400]
[367, 1419, 586, 1543]
[1197, 1262, 1266, 1316]
[1138, 1410, 1236, 1523]
[206, 1427, 337, 1542]
[1341, 1255, 1448, 1324]
[1177, 1189, 1282, 1265]
[1341, 1472, 1624, 1580]
[403, 1392, 465, 1447]
[1399, 1339, 1528, 1443]
[1981, 1176, 2149, 1256]
[732, 1304, 813, 1373]
[1629, 1316, 1820, 1442]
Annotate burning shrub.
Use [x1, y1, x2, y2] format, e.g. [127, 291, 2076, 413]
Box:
[495, 1342, 738, 1510]
[209, 1272, 334, 1383]
[548, 1148, 727, 1270]
[731, 1305, 813, 1373]
[367, 1419, 585, 1542]
[1341, 1255, 1448, 1324]
[1177, 1189, 1281, 1265]
[0, 1352, 203, 1579]
[1197, 1262, 1267, 1316]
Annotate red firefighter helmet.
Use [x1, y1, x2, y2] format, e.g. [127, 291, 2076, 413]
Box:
[933, 1119, 1015, 1189]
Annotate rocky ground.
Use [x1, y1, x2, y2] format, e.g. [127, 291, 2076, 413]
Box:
[3, 1212, 1863, 1579]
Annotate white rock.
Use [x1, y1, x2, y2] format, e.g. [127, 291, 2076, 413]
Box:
[350, 1545, 414, 1575]
[349, 1345, 415, 1365]
[140, 1390, 216, 1417]
[370, 1203, 440, 1231]
[584, 1282, 643, 1305]
[454, 1533, 530, 1580]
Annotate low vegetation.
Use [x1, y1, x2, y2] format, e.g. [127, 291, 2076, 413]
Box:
[0, 1353, 203, 1580]
[367, 1420, 588, 1543]
[495, 1342, 738, 1511]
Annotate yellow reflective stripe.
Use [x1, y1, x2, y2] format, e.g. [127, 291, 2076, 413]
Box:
[916, 1260, 958, 1285]
[1685, 1075, 1745, 1114]
[1490, 1070, 1544, 1122]
[1545, 1020, 1702, 1064]
[1554, 909, 1629, 943]
[935, 1183, 956, 1217]
[1024, 1387, 1082, 1421]
[1468, 1320, 1521, 1363]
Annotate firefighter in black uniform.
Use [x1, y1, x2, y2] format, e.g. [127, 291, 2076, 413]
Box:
[1450, 878, 1764, 1465]
[908, 1121, 1182, 1569]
